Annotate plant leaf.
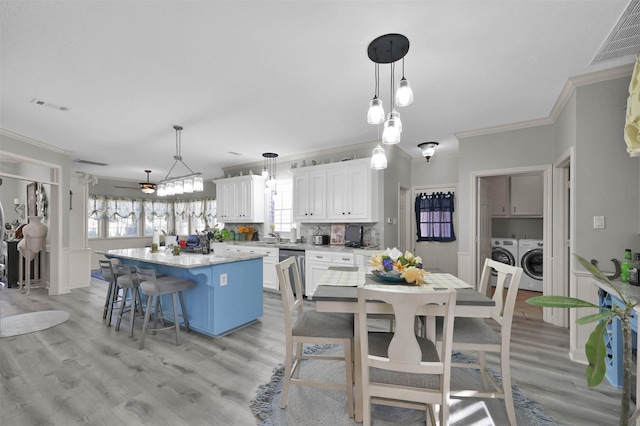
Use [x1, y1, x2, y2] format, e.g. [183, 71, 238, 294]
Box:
[526, 295, 599, 309]
[585, 321, 607, 387]
[574, 254, 612, 284]
[576, 311, 614, 325]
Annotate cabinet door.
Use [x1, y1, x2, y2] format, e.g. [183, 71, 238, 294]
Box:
[217, 182, 236, 221]
[511, 174, 543, 216]
[262, 249, 279, 291]
[292, 173, 311, 221]
[308, 171, 327, 220]
[345, 166, 369, 220]
[237, 180, 251, 220]
[305, 251, 331, 297]
[327, 168, 348, 219]
[488, 176, 509, 217]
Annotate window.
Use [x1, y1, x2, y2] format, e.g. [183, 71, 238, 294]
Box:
[108, 216, 139, 237]
[272, 179, 293, 233]
[106, 198, 142, 237]
[415, 192, 456, 242]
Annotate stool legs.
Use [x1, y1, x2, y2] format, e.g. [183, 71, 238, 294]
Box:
[138, 291, 189, 350]
[172, 292, 180, 346]
[116, 287, 144, 338]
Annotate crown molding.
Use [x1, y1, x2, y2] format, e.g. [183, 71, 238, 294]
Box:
[456, 63, 634, 140]
[0, 128, 74, 155]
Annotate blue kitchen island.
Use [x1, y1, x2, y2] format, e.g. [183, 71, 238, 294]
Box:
[96, 247, 264, 338]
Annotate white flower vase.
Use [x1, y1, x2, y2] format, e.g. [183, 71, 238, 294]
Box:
[17, 216, 48, 295]
[211, 242, 226, 255]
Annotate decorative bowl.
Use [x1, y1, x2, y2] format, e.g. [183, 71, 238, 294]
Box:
[371, 270, 407, 283]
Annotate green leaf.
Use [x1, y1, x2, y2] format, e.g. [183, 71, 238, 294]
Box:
[576, 311, 614, 325]
[526, 295, 599, 309]
[585, 321, 607, 387]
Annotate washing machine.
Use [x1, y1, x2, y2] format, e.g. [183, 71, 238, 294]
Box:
[519, 239, 543, 292]
[491, 238, 519, 287]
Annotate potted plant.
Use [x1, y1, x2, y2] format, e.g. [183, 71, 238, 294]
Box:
[527, 254, 638, 426]
[210, 225, 231, 255]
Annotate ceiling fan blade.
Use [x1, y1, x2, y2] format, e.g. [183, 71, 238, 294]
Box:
[114, 185, 140, 190]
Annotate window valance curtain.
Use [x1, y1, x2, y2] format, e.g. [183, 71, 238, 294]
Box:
[143, 200, 172, 220]
[415, 191, 456, 242]
[87, 195, 107, 218]
[106, 198, 142, 219]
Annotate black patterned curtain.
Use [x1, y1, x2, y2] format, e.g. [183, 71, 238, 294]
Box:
[415, 192, 456, 242]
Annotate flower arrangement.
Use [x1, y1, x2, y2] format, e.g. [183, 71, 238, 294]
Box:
[369, 248, 426, 285]
[237, 226, 252, 234]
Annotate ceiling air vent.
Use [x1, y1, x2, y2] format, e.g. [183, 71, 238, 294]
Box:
[30, 98, 70, 112]
[593, 0, 640, 64]
[74, 159, 109, 166]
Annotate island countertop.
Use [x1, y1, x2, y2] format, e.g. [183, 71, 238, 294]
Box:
[96, 247, 264, 269]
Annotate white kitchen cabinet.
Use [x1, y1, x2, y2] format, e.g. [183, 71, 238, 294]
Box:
[305, 250, 354, 297]
[489, 174, 543, 218]
[327, 163, 371, 221]
[215, 175, 265, 222]
[225, 244, 278, 291]
[292, 158, 378, 223]
[510, 174, 543, 216]
[292, 170, 327, 221]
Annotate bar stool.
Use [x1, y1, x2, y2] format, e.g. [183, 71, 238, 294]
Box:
[99, 259, 121, 325]
[113, 264, 145, 337]
[136, 267, 195, 350]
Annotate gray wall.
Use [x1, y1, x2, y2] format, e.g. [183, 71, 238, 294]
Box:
[380, 145, 411, 248]
[572, 77, 640, 262]
[457, 124, 555, 253]
[411, 153, 458, 185]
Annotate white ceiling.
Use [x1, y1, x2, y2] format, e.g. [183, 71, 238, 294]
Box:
[0, 1, 636, 183]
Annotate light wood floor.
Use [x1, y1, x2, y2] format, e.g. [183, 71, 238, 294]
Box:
[0, 280, 625, 425]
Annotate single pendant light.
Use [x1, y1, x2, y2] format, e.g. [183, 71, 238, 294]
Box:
[370, 144, 387, 170]
[367, 63, 385, 124]
[395, 57, 414, 107]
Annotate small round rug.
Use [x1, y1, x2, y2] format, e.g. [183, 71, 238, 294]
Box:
[0, 310, 70, 337]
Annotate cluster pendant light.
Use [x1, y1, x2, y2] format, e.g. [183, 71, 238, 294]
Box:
[157, 125, 204, 197]
[262, 152, 278, 194]
[366, 34, 414, 170]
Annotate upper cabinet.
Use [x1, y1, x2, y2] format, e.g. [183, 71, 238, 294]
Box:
[489, 174, 543, 218]
[215, 175, 265, 223]
[291, 158, 378, 223]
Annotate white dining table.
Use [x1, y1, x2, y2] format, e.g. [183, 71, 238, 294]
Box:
[311, 268, 495, 422]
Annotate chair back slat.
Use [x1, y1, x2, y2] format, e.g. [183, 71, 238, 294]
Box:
[99, 259, 115, 282]
[275, 257, 304, 332]
[481, 258, 523, 328]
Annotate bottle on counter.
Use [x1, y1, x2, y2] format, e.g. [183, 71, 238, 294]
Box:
[620, 249, 633, 282]
[629, 253, 640, 286]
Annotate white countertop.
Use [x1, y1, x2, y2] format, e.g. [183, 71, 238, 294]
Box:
[96, 247, 264, 269]
[225, 241, 380, 253]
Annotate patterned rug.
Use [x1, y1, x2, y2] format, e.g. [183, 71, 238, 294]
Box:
[0, 310, 70, 337]
[251, 345, 557, 426]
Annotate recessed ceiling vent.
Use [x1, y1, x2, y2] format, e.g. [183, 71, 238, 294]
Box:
[30, 98, 70, 112]
[74, 159, 109, 166]
[593, 0, 640, 64]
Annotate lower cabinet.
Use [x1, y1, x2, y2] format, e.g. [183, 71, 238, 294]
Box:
[305, 250, 354, 297]
[226, 245, 279, 291]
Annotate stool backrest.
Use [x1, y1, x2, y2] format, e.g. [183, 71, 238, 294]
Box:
[136, 267, 158, 291]
[99, 259, 115, 282]
[113, 264, 137, 287]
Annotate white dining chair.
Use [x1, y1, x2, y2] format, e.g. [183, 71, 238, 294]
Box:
[275, 256, 355, 418]
[357, 285, 457, 426]
[437, 258, 523, 425]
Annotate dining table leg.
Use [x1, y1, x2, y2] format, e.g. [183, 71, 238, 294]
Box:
[353, 312, 363, 422]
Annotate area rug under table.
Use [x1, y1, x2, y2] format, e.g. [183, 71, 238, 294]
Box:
[251, 345, 557, 426]
[0, 310, 70, 337]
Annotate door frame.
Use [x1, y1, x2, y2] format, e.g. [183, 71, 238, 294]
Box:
[470, 165, 553, 321]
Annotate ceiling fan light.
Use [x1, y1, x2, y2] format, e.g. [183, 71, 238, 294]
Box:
[371, 144, 387, 170]
[418, 142, 439, 162]
[395, 77, 413, 107]
[157, 184, 166, 197]
[140, 183, 156, 194]
[367, 97, 385, 124]
[382, 118, 401, 144]
[183, 177, 194, 193]
[193, 176, 204, 192]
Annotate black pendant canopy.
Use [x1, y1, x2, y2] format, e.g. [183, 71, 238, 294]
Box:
[367, 33, 410, 64]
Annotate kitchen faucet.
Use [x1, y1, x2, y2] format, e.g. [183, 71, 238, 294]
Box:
[268, 231, 281, 242]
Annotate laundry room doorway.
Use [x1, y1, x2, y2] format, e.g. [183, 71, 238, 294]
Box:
[471, 165, 553, 323]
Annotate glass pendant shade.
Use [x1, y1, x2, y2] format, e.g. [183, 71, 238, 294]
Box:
[395, 78, 413, 107]
[367, 97, 385, 124]
[157, 184, 166, 197]
[261, 168, 268, 178]
[183, 178, 194, 193]
[370, 144, 387, 170]
[390, 110, 402, 133]
[193, 176, 204, 192]
[382, 118, 401, 144]
[174, 180, 184, 194]
[166, 182, 175, 196]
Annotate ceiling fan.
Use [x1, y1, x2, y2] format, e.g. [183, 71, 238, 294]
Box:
[114, 170, 157, 193]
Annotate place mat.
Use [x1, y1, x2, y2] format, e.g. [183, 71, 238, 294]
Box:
[365, 283, 435, 292]
[317, 268, 365, 287]
[423, 273, 473, 289]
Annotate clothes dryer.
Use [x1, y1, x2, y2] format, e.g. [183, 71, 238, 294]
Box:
[519, 239, 543, 292]
[491, 238, 518, 287]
